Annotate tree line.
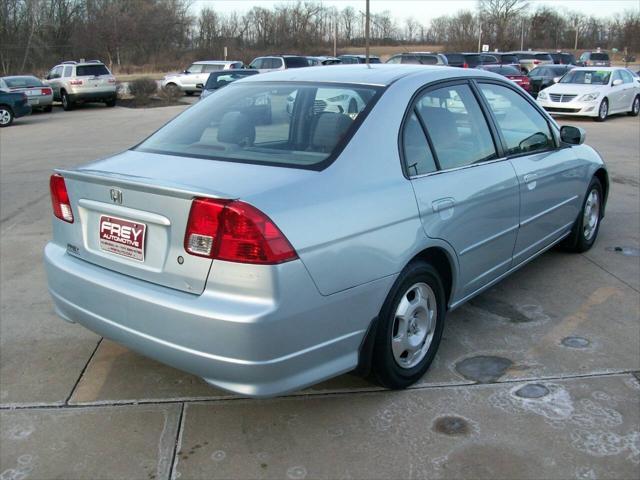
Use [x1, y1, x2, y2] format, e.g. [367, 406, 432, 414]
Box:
[1, 0, 639, 75]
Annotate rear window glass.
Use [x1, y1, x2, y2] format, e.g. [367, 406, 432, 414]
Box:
[495, 66, 521, 75]
[368, 57, 381, 64]
[499, 55, 518, 64]
[76, 64, 110, 76]
[203, 64, 224, 72]
[464, 55, 482, 66]
[204, 72, 255, 89]
[444, 53, 464, 64]
[402, 55, 437, 65]
[590, 53, 609, 60]
[284, 57, 309, 68]
[535, 54, 552, 61]
[3, 76, 43, 88]
[136, 82, 381, 169]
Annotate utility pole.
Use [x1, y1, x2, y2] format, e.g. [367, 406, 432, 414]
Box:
[477, 19, 482, 53]
[574, 21, 579, 50]
[333, 14, 337, 57]
[520, 18, 525, 50]
[365, 0, 370, 65]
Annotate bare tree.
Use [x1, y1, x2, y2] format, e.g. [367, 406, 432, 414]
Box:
[478, 0, 528, 50]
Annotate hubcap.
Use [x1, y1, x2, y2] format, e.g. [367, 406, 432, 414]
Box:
[583, 189, 600, 241]
[0, 109, 10, 125]
[634, 98, 639, 114]
[600, 101, 608, 119]
[391, 282, 437, 369]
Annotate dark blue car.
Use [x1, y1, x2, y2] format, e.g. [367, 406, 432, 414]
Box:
[0, 90, 31, 127]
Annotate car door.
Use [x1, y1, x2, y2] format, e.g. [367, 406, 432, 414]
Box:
[406, 81, 520, 299]
[182, 64, 202, 88]
[609, 70, 627, 112]
[619, 69, 636, 110]
[476, 81, 584, 264]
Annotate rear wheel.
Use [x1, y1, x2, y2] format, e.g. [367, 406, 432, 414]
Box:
[0, 106, 14, 127]
[164, 83, 180, 95]
[595, 98, 608, 122]
[372, 261, 446, 389]
[563, 177, 603, 253]
[185, 91, 194, 96]
[628, 95, 640, 117]
[61, 91, 74, 111]
[105, 97, 116, 107]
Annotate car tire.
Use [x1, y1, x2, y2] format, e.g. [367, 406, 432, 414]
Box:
[61, 91, 74, 111]
[563, 177, 603, 253]
[42, 105, 53, 113]
[628, 95, 640, 117]
[595, 98, 608, 122]
[105, 98, 116, 107]
[164, 83, 180, 95]
[372, 261, 446, 389]
[185, 91, 194, 96]
[0, 106, 14, 127]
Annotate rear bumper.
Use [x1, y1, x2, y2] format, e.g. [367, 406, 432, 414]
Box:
[12, 102, 31, 118]
[26, 95, 53, 108]
[44, 242, 390, 397]
[68, 90, 116, 103]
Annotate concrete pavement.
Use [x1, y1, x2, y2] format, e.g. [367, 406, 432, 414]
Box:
[1, 102, 638, 479]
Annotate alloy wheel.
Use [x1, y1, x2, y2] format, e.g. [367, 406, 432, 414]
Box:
[0, 109, 11, 125]
[583, 189, 600, 241]
[599, 100, 608, 120]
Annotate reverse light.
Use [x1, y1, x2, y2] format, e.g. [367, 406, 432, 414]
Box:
[184, 198, 297, 264]
[579, 92, 600, 101]
[49, 174, 74, 223]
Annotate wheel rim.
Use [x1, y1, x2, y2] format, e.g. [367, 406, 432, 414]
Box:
[0, 109, 10, 125]
[583, 189, 600, 241]
[599, 101, 608, 119]
[391, 282, 437, 369]
[634, 97, 639, 114]
[62, 95, 67, 108]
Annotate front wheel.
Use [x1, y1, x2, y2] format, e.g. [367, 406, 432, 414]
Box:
[628, 95, 640, 117]
[0, 106, 14, 127]
[105, 98, 116, 107]
[563, 177, 603, 253]
[595, 98, 608, 122]
[372, 261, 446, 389]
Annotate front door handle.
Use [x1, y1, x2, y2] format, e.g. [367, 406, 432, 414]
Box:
[523, 173, 538, 190]
[432, 198, 455, 219]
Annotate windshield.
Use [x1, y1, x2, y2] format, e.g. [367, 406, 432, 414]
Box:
[136, 82, 381, 169]
[3, 76, 43, 88]
[76, 65, 110, 76]
[560, 70, 611, 85]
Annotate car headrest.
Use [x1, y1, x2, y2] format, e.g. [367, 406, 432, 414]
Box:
[310, 112, 353, 152]
[217, 111, 255, 146]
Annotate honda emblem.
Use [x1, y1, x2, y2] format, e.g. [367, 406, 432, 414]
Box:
[110, 188, 123, 204]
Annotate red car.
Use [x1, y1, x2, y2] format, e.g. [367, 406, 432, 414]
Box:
[479, 65, 531, 93]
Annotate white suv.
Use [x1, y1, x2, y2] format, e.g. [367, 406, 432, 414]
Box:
[45, 60, 117, 110]
[161, 61, 244, 95]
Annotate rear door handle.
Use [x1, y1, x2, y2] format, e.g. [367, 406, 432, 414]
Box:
[432, 198, 455, 212]
[523, 173, 538, 190]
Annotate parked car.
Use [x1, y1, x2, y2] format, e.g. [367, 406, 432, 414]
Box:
[162, 61, 244, 95]
[537, 67, 640, 121]
[44, 60, 116, 110]
[441, 53, 498, 68]
[577, 51, 611, 67]
[527, 65, 575, 97]
[478, 65, 531, 92]
[248, 55, 309, 73]
[337, 54, 381, 64]
[0, 76, 53, 112]
[198, 70, 259, 100]
[550, 52, 576, 65]
[286, 87, 366, 116]
[386, 52, 448, 65]
[306, 56, 341, 66]
[627, 68, 640, 85]
[0, 90, 31, 127]
[492, 53, 520, 66]
[509, 51, 554, 73]
[44, 65, 610, 397]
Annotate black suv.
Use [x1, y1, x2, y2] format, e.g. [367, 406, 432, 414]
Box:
[550, 52, 576, 65]
[442, 53, 499, 68]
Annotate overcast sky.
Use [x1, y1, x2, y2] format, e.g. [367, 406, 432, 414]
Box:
[191, 0, 639, 21]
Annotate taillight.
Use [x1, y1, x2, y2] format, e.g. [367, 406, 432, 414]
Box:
[463, 63, 469, 68]
[69, 80, 83, 85]
[108, 78, 116, 84]
[533, 60, 540, 64]
[49, 174, 74, 223]
[41, 87, 52, 95]
[184, 198, 297, 264]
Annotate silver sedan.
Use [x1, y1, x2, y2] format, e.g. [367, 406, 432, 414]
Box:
[44, 65, 609, 397]
[0, 75, 53, 112]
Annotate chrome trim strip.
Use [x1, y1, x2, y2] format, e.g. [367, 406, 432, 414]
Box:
[409, 156, 509, 180]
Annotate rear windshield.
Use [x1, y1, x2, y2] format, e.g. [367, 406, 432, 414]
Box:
[560, 70, 611, 85]
[494, 66, 521, 75]
[204, 71, 256, 89]
[535, 53, 552, 60]
[402, 55, 437, 65]
[499, 54, 519, 64]
[590, 53, 609, 60]
[367, 57, 381, 64]
[76, 64, 110, 76]
[283, 57, 309, 68]
[136, 82, 381, 169]
[3, 76, 43, 88]
[443, 53, 464, 64]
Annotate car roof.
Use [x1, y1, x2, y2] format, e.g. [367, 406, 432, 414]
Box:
[568, 66, 618, 71]
[194, 60, 240, 65]
[339, 54, 380, 58]
[238, 64, 497, 87]
[509, 51, 550, 54]
[1, 75, 40, 80]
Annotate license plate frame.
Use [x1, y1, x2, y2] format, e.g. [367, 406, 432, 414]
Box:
[99, 215, 146, 262]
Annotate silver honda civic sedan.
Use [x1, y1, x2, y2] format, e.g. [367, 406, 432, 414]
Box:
[44, 65, 608, 397]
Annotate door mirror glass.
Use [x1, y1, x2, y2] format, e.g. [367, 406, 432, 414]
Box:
[560, 125, 585, 145]
[612, 78, 623, 86]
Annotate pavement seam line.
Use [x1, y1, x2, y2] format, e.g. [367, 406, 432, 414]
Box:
[64, 337, 103, 405]
[581, 252, 640, 293]
[1, 369, 637, 411]
[168, 402, 186, 480]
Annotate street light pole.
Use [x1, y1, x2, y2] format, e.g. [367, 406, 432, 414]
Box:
[365, 0, 370, 65]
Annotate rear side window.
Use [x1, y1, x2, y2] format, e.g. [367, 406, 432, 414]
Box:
[76, 64, 110, 76]
[414, 84, 497, 170]
[203, 64, 223, 73]
[535, 54, 552, 61]
[136, 82, 380, 169]
[402, 112, 437, 176]
[464, 55, 482, 67]
[386, 55, 401, 64]
[444, 53, 464, 64]
[63, 66, 73, 77]
[478, 83, 553, 156]
[284, 57, 308, 68]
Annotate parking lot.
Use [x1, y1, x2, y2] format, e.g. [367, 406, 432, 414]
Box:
[0, 102, 639, 479]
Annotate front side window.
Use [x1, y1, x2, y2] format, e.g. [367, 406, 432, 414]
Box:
[386, 55, 401, 64]
[63, 66, 72, 77]
[187, 64, 204, 73]
[414, 83, 497, 170]
[136, 82, 380, 169]
[620, 70, 634, 84]
[249, 59, 263, 69]
[203, 64, 223, 73]
[479, 83, 554, 156]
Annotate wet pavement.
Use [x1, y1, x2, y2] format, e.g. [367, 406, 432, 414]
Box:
[1, 104, 638, 479]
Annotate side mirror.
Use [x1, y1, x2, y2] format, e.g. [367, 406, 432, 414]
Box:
[553, 77, 561, 83]
[612, 78, 623, 86]
[196, 83, 204, 89]
[560, 125, 585, 145]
